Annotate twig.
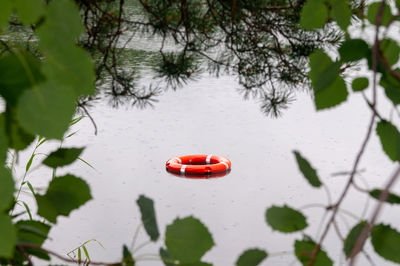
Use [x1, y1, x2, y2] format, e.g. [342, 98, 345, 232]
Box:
[130, 223, 143, 251]
[352, 179, 369, 193]
[362, 250, 377, 266]
[306, 1, 385, 264]
[132, 240, 153, 254]
[78, 102, 98, 135]
[322, 183, 333, 205]
[17, 243, 121, 266]
[349, 165, 400, 264]
[332, 219, 344, 240]
[307, 95, 376, 265]
[17, 246, 33, 266]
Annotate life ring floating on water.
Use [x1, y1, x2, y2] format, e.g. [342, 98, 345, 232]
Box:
[166, 154, 231, 175]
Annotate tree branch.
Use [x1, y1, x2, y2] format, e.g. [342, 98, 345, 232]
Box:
[307, 0, 385, 264]
[349, 165, 400, 264]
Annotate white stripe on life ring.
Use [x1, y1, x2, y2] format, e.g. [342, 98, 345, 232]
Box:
[180, 165, 186, 174]
[221, 162, 229, 170]
[206, 154, 212, 164]
[176, 157, 182, 163]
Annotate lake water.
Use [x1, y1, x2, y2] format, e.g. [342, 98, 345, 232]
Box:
[16, 69, 400, 265]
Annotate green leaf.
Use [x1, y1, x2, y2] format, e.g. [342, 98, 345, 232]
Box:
[339, 39, 370, 63]
[266, 205, 307, 233]
[0, 51, 45, 106]
[16, 220, 51, 245]
[236, 248, 268, 266]
[21, 201, 33, 220]
[42, 147, 84, 168]
[16, 220, 51, 260]
[0, 115, 8, 163]
[26, 181, 35, 196]
[78, 247, 81, 262]
[309, 50, 339, 91]
[331, 0, 352, 30]
[376, 120, 400, 162]
[14, 0, 45, 25]
[371, 224, 400, 263]
[26, 153, 35, 172]
[17, 82, 76, 140]
[314, 76, 348, 110]
[381, 39, 400, 66]
[160, 248, 175, 266]
[0, 214, 17, 258]
[122, 245, 135, 266]
[0, 166, 14, 212]
[300, 0, 328, 30]
[165, 216, 214, 264]
[352, 77, 369, 92]
[294, 237, 333, 266]
[293, 151, 322, 187]
[343, 221, 367, 258]
[82, 245, 90, 261]
[317, 63, 341, 92]
[70, 116, 84, 126]
[309, 50, 332, 84]
[41, 48, 95, 98]
[36, 0, 95, 97]
[136, 195, 160, 241]
[307, 49, 348, 110]
[37, 137, 47, 148]
[369, 189, 400, 204]
[380, 69, 400, 105]
[77, 157, 95, 170]
[0, 0, 13, 29]
[37, 0, 84, 47]
[36, 174, 92, 223]
[367, 2, 392, 27]
[5, 107, 35, 150]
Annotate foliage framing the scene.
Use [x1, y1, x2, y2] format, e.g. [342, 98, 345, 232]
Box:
[1, 0, 400, 265]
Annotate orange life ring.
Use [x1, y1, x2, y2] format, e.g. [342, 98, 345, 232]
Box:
[166, 154, 231, 175]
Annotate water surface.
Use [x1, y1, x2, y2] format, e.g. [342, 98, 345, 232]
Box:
[16, 72, 398, 265]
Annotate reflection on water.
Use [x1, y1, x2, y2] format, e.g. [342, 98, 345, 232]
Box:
[166, 169, 231, 180]
[97, 0, 300, 118]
